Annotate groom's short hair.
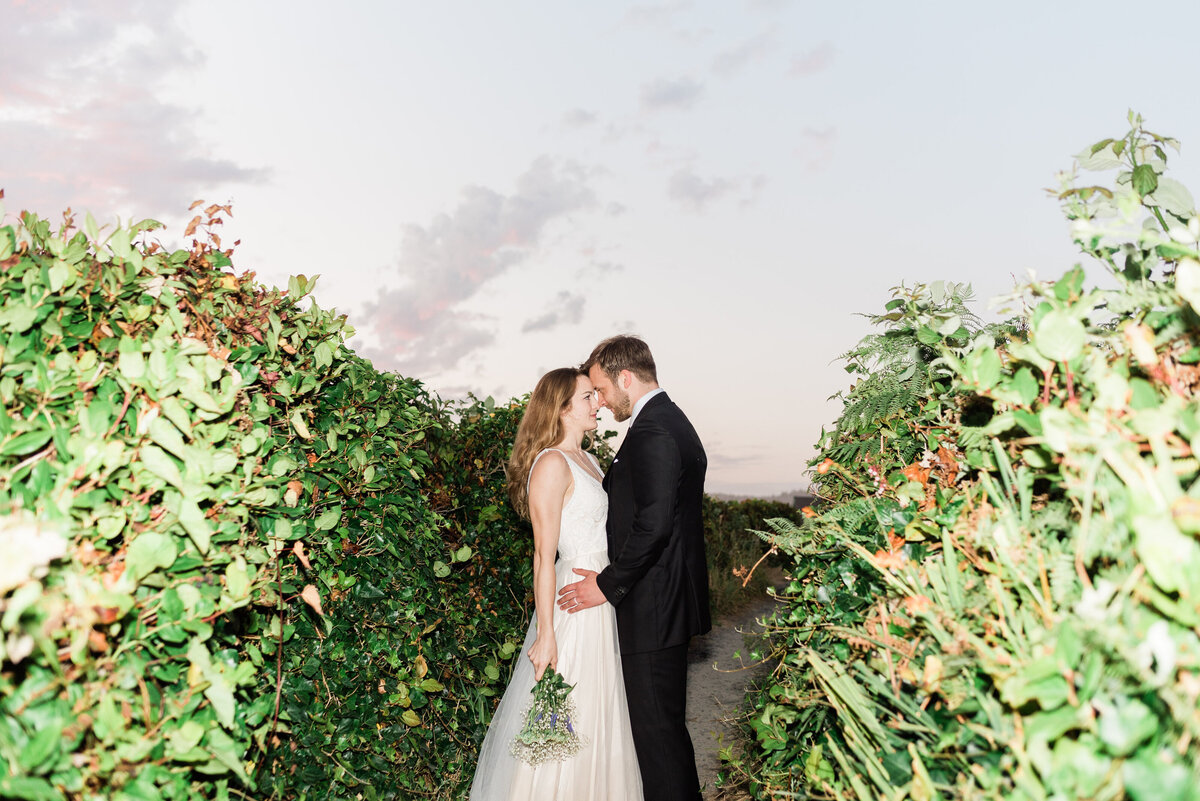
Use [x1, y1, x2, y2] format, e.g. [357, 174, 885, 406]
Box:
[585, 335, 658, 383]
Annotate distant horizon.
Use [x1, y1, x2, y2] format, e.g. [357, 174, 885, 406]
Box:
[703, 481, 811, 499]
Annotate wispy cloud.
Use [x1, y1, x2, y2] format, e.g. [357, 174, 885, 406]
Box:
[622, 1, 693, 28]
[522, 291, 587, 333]
[668, 168, 734, 210]
[712, 29, 776, 76]
[641, 77, 704, 112]
[796, 126, 836, 170]
[790, 42, 836, 77]
[576, 244, 625, 279]
[668, 167, 764, 212]
[706, 448, 763, 471]
[358, 157, 596, 375]
[619, 1, 712, 42]
[0, 1, 265, 220]
[562, 108, 598, 128]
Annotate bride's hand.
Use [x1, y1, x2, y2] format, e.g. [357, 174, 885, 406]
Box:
[528, 634, 557, 681]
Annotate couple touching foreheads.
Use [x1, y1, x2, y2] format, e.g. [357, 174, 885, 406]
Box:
[470, 335, 711, 801]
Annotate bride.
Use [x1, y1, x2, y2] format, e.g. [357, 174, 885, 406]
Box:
[469, 367, 643, 800]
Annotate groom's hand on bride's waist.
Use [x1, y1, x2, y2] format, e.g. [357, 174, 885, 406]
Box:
[557, 569, 608, 613]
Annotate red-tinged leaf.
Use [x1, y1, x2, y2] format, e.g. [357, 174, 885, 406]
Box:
[300, 584, 323, 616]
[293, 541, 312, 571]
[188, 199, 204, 210]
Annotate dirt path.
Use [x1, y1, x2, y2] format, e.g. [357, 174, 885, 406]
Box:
[686, 575, 785, 798]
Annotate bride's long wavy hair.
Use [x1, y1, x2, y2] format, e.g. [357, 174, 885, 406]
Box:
[507, 367, 586, 520]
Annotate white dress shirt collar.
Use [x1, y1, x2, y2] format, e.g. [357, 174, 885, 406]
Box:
[630, 387, 666, 425]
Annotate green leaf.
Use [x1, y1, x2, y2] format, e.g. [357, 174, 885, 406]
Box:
[148, 416, 188, 459]
[916, 325, 941, 345]
[1132, 513, 1197, 593]
[108, 226, 132, 260]
[47, 261, 70, 292]
[401, 710, 421, 727]
[314, 506, 341, 531]
[1148, 176, 1195, 216]
[1053, 266, 1085, 301]
[1131, 163, 1159, 196]
[17, 725, 60, 774]
[964, 346, 1001, 390]
[1033, 310, 1085, 362]
[118, 337, 145, 380]
[1124, 753, 1192, 801]
[225, 556, 251, 601]
[205, 728, 251, 783]
[453, 545, 473, 563]
[167, 721, 205, 760]
[125, 531, 178, 581]
[140, 444, 183, 488]
[179, 498, 213, 554]
[1011, 367, 1039, 405]
[0, 776, 65, 801]
[314, 340, 334, 370]
[188, 640, 236, 730]
[936, 314, 961, 336]
[1, 430, 52, 457]
[419, 678, 444, 693]
[1096, 697, 1157, 756]
[1, 304, 37, 334]
[290, 410, 313, 440]
[433, 561, 451, 578]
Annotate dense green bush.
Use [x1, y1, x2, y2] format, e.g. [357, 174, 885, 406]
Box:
[0, 202, 546, 800]
[726, 115, 1200, 800]
[0, 202, 351, 800]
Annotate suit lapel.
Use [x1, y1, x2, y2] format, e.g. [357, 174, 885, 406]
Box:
[602, 393, 669, 492]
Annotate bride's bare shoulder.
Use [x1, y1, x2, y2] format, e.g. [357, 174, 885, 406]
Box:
[529, 449, 570, 487]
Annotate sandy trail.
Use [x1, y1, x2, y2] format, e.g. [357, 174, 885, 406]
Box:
[686, 576, 785, 799]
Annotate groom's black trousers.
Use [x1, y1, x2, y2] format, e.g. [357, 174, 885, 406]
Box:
[621, 643, 703, 801]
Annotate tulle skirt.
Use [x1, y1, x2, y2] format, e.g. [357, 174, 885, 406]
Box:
[469, 550, 643, 801]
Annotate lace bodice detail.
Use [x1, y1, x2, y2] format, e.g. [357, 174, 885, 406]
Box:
[532, 449, 608, 559]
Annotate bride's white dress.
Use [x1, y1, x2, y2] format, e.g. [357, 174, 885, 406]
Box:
[469, 449, 643, 801]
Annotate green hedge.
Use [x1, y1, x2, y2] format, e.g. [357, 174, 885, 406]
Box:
[703, 497, 798, 615]
[726, 115, 1200, 800]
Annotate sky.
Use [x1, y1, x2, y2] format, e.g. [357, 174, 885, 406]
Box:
[6, 1, 1200, 495]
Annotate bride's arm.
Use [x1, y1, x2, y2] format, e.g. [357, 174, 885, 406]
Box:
[526, 453, 570, 680]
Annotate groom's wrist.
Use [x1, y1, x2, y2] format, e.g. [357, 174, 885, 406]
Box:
[595, 571, 626, 605]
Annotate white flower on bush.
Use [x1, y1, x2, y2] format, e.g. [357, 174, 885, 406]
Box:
[1134, 620, 1177, 687]
[1, 513, 67, 665]
[0, 513, 67, 596]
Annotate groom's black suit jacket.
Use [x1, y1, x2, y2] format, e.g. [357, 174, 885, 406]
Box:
[596, 392, 711, 655]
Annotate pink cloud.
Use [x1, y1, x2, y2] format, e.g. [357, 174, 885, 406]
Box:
[790, 41, 835, 78]
[1, 0, 262, 222]
[358, 157, 596, 376]
[712, 29, 776, 76]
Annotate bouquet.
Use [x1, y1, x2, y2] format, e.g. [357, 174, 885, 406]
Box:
[510, 668, 585, 765]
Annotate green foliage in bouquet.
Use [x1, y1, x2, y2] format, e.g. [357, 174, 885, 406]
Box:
[510, 668, 583, 766]
[726, 113, 1200, 800]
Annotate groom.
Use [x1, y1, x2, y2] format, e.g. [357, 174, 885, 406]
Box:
[557, 335, 710, 801]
